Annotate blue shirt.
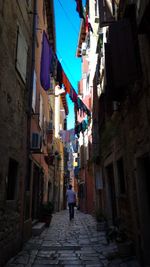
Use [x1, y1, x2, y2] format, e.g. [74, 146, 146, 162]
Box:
[66, 189, 76, 204]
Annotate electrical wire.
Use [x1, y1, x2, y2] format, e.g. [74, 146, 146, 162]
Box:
[57, 0, 79, 36]
[55, 0, 82, 91]
[57, 49, 79, 92]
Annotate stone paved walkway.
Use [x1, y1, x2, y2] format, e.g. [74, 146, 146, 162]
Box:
[5, 209, 141, 267]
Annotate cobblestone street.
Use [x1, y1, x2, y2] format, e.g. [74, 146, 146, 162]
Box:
[5, 210, 141, 267]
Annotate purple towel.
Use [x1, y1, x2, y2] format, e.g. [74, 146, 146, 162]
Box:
[40, 31, 52, 91]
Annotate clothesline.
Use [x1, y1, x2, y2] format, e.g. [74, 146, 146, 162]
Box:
[40, 30, 91, 118]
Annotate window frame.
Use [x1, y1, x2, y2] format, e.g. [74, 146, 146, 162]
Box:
[15, 24, 28, 83]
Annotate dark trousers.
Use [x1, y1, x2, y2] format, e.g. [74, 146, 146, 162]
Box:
[68, 203, 74, 220]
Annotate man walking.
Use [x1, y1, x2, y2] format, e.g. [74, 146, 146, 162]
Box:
[66, 184, 76, 221]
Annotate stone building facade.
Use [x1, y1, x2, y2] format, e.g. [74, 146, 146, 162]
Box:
[0, 0, 69, 265]
[94, 1, 150, 266]
[76, 0, 150, 266]
[0, 0, 34, 265]
[24, 0, 56, 238]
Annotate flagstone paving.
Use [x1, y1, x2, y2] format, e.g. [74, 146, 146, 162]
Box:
[5, 209, 141, 267]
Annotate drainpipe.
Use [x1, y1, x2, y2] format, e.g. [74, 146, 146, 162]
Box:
[22, 0, 37, 243]
[27, 0, 37, 116]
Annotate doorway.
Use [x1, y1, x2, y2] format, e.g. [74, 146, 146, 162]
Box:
[106, 164, 117, 224]
[32, 165, 40, 220]
[136, 154, 150, 265]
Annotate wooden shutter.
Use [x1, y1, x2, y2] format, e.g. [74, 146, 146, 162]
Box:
[16, 25, 28, 83]
[105, 19, 138, 100]
[99, 0, 115, 27]
[109, 19, 138, 88]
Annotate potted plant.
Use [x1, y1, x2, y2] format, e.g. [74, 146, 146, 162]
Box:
[40, 201, 54, 227]
[95, 209, 107, 231]
[106, 218, 134, 258]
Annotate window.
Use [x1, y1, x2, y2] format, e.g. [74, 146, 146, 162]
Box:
[49, 108, 53, 121]
[39, 94, 43, 128]
[82, 73, 86, 79]
[95, 0, 99, 18]
[31, 133, 41, 150]
[137, 154, 150, 209]
[86, 74, 90, 93]
[16, 25, 28, 83]
[105, 19, 138, 100]
[96, 169, 103, 189]
[0, 0, 5, 16]
[64, 118, 67, 130]
[117, 158, 126, 194]
[43, 116, 47, 145]
[137, 0, 141, 13]
[6, 158, 18, 200]
[99, 0, 115, 26]
[85, 32, 90, 50]
[26, 159, 31, 191]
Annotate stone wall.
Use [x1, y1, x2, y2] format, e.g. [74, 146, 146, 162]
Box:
[0, 208, 21, 266]
[0, 0, 33, 265]
[100, 33, 150, 263]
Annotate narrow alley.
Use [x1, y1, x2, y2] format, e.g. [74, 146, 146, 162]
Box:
[5, 209, 140, 267]
[1, 1, 150, 266]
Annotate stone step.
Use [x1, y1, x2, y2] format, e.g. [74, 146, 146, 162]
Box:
[32, 219, 39, 226]
[32, 222, 46, 236]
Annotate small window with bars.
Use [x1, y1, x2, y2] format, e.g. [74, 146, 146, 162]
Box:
[6, 158, 18, 200]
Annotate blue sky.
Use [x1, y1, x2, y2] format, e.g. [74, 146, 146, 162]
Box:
[54, 0, 83, 129]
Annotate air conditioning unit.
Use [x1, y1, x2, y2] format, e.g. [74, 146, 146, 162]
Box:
[31, 133, 41, 150]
